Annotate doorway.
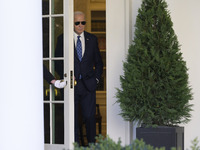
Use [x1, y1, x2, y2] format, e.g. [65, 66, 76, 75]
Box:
[42, 0, 107, 149]
[74, 0, 107, 145]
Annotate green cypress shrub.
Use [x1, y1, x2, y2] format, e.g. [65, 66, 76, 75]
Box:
[116, 0, 193, 126]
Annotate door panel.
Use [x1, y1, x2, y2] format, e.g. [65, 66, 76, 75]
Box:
[42, 0, 74, 149]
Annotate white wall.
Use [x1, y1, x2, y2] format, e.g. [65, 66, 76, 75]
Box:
[0, 0, 44, 150]
[130, 0, 200, 149]
[108, 0, 200, 149]
[166, 0, 200, 149]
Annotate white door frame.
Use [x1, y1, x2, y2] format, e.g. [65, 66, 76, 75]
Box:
[63, 0, 74, 148]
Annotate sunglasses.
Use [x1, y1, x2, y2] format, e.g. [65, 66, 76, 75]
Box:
[74, 21, 86, 26]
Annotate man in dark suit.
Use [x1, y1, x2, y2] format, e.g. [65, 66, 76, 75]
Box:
[73, 11, 103, 144]
[55, 11, 103, 144]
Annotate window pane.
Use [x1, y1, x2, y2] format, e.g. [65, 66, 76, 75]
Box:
[52, 60, 64, 101]
[52, 87, 64, 101]
[52, 17, 63, 57]
[44, 103, 50, 143]
[42, 0, 49, 15]
[52, 104, 64, 144]
[43, 61, 50, 101]
[43, 18, 49, 58]
[52, 60, 64, 81]
[51, 0, 63, 14]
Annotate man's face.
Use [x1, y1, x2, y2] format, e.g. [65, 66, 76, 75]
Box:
[74, 14, 86, 35]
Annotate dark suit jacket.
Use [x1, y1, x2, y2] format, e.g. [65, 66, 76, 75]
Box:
[43, 65, 55, 84]
[55, 31, 103, 92]
[74, 31, 103, 92]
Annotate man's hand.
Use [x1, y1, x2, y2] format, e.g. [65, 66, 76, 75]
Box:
[53, 80, 67, 88]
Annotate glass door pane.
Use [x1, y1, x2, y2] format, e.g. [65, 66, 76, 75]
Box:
[44, 103, 50, 143]
[52, 0, 63, 14]
[52, 104, 64, 144]
[42, 0, 49, 15]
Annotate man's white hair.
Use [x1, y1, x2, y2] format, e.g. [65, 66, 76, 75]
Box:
[74, 11, 85, 17]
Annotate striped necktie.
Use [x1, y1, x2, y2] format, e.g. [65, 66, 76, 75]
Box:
[76, 36, 82, 61]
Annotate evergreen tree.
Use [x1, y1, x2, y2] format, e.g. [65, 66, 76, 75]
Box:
[116, 0, 193, 126]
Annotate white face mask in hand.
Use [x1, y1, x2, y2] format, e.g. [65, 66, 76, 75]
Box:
[54, 79, 67, 88]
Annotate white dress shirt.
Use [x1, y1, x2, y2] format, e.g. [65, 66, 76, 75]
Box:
[74, 32, 85, 57]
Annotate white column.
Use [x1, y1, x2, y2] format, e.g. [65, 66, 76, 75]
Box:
[106, 0, 129, 145]
[0, 0, 44, 150]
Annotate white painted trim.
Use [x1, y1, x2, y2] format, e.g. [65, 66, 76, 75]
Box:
[45, 144, 66, 150]
[64, 0, 74, 149]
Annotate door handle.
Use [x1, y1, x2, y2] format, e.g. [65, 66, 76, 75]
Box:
[70, 70, 74, 88]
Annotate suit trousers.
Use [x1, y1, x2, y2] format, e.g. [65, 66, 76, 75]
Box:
[74, 80, 96, 144]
